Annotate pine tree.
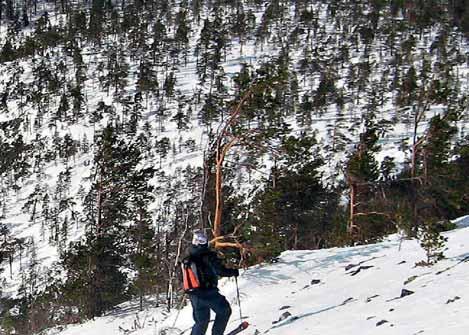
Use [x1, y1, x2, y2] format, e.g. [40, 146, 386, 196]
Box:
[174, 9, 190, 63]
[54, 93, 70, 125]
[408, 110, 459, 249]
[127, 92, 143, 135]
[88, 0, 105, 43]
[136, 59, 158, 102]
[128, 170, 157, 311]
[162, 70, 176, 97]
[450, 137, 469, 215]
[61, 126, 128, 317]
[0, 39, 16, 62]
[250, 134, 341, 261]
[345, 113, 393, 241]
[423, 113, 458, 182]
[417, 219, 448, 266]
[70, 85, 85, 122]
[61, 124, 156, 317]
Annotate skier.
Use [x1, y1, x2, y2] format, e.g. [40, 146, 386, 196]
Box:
[184, 230, 239, 335]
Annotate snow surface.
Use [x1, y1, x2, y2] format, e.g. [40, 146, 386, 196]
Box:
[45, 218, 469, 335]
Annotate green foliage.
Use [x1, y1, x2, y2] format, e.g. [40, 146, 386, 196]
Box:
[0, 135, 32, 184]
[424, 113, 458, 177]
[248, 133, 343, 262]
[60, 125, 156, 318]
[345, 113, 398, 242]
[417, 219, 448, 266]
[450, 137, 469, 215]
[346, 115, 381, 183]
[313, 71, 336, 109]
[0, 40, 16, 62]
[420, 112, 459, 219]
[61, 232, 129, 318]
[0, 306, 17, 335]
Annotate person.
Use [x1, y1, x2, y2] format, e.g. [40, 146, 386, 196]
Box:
[184, 230, 239, 335]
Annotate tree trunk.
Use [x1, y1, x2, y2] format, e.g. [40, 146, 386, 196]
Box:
[349, 183, 357, 234]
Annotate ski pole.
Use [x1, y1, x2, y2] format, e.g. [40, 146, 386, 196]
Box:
[235, 276, 243, 321]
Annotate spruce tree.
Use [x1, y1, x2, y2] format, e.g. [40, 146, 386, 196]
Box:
[250, 134, 340, 260]
[345, 113, 393, 241]
[61, 124, 156, 317]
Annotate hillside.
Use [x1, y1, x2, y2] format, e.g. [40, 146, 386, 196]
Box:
[43, 215, 469, 335]
[1, 0, 469, 333]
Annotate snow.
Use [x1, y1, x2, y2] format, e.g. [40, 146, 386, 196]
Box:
[2, 0, 469, 303]
[0, 2, 468, 333]
[453, 215, 469, 228]
[46, 218, 469, 335]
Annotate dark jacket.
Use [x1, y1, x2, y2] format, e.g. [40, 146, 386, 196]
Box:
[185, 245, 238, 292]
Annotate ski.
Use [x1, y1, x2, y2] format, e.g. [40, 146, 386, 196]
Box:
[226, 321, 249, 335]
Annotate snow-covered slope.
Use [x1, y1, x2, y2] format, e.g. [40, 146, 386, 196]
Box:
[45, 216, 469, 335]
[2, 0, 469, 307]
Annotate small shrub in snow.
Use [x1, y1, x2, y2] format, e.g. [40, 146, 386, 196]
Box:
[417, 220, 448, 266]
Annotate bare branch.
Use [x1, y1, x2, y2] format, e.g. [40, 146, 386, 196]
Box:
[353, 212, 391, 218]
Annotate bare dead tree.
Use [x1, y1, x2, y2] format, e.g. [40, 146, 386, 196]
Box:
[410, 100, 430, 179]
[200, 80, 278, 256]
[211, 86, 257, 251]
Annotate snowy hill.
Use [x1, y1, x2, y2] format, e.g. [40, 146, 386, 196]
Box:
[2, 0, 469, 299]
[44, 216, 469, 335]
[1, 1, 469, 333]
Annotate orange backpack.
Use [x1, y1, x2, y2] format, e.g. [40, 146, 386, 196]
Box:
[181, 259, 200, 292]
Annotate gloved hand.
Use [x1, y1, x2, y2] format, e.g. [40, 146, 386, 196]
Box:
[233, 268, 240, 277]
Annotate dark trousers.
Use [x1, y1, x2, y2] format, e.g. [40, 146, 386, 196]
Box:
[189, 289, 232, 335]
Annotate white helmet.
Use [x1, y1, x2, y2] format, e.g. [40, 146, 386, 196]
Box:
[192, 230, 208, 246]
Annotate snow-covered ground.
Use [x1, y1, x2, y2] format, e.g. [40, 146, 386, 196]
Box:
[2, 0, 469, 304]
[44, 215, 469, 335]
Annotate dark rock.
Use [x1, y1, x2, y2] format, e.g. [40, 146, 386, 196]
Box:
[400, 289, 414, 298]
[349, 265, 374, 276]
[279, 305, 291, 310]
[272, 311, 292, 324]
[404, 275, 418, 285]
[366, 316, 376, 320]
[389, 308, 394, 312]
[342, 297, 354, 305]
[345, 263, 357, 271]
[279, 311, 291, 320]
[345, 257, 379, 271]
[311, 279, 321, 285]
[366, 294, 379, 302]
[376, 320, 388, 326]
[446, 296, 461, 304]
[398, 260, 406, 265]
